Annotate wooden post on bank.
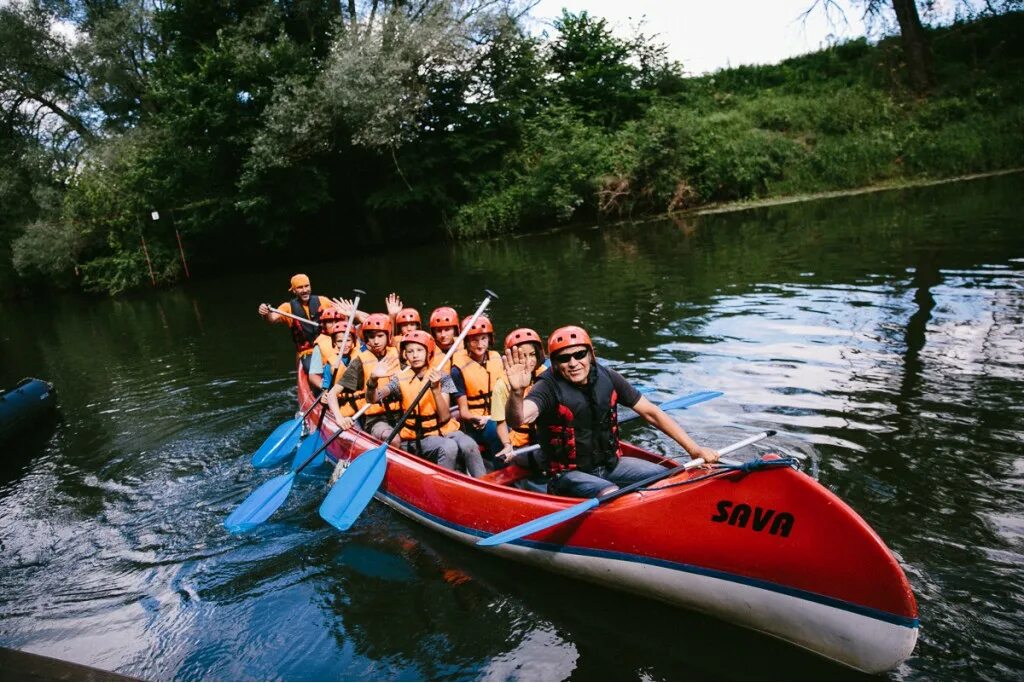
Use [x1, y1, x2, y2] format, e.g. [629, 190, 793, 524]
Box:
[153, 210, 190, 279]
[175, 228, 191, 279]
[139, 218, 157, 286]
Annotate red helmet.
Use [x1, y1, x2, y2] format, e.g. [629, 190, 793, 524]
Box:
[429, 306, 460, 330]
[319, 306, 345, 322]
[360, 313, 392, 341]
[396, 307, 421, 327]
[319, 306, 347, 332]
[504, 327, 544, 357]
[400, 329, 436, 358]
[462, 316, 494, 349]
[548, 325, 593, 356]
[461, 315, 494, 337]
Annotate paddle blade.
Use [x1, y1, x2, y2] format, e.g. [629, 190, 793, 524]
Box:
[319, 445, 388, 531]
[658, 390, 723, 412]
[291, 430, 326, 471]
[477, 497, 599, 547]
[250, 418, 302, 468]
[223, 472, 297, 533]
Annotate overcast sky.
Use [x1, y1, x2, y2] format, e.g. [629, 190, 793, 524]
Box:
[530, 0, 871, 75]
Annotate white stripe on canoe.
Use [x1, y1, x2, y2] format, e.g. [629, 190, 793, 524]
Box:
[375, 492, 918, 674]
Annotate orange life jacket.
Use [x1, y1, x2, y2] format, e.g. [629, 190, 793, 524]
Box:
[398, 368, 459, 441]
[314, 334, 340, 375]
[431, 346, 456, 375]
[315, 335, 358, 416]
[453, 349, 505, 417]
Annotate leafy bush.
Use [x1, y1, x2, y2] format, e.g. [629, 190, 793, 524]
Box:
[11, 219, 84, 285]
[447, 109, 613, 238]
[78, 245, 179, 294]
[902, 107, 1024, 176]
[603, 106, 806, 211]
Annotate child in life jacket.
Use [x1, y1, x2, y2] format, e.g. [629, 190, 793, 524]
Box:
[369, 330, 486, 477]
[308, 307, 358, 393]
[450, 316, 507, 464]
[428, 306, 460, 374]
[334, 313, 402, 443]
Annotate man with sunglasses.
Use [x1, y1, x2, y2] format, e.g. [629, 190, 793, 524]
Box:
[504, 325, 719, 498]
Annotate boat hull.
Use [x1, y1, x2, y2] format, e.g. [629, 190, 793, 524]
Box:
[376, 489, 916, 674]
[298, 377, 918, 673]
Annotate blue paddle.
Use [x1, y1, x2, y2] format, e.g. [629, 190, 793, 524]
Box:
[224, 402, 374, 532]
[249, 397, 315, 468]
[292, 401, 329, 471]
[650, 390, 723, 413]
[319, 290, 499, 532]
[290, 290, 363, 471]
[477, 431, 776, 547]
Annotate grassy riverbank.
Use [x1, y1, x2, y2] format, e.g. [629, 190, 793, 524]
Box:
[449, 12, 1024, 238]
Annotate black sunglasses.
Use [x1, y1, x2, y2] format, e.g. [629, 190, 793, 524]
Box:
[553, 349, 589, 364]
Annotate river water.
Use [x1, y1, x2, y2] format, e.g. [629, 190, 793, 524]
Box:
[1, 173, 1022, 681]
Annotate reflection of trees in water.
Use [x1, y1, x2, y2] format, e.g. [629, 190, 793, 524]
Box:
[833, 243, 1024, 677]
[0, 412, 60, 487]
[314, 523, 855, 681]
[0, 287, 251, 517]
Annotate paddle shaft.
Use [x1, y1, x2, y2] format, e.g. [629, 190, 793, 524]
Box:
[476, 430, 777, 547]
[292, 402, 373, 474]
[337, 290, 363, 373]
[320, 288, 363, 390]
[296, 385, 325, 422]
[266, 306, 318, 327]
[597, 430, 776, 506]
[298, 289, 364, 449]
[376, 290, 498, 448]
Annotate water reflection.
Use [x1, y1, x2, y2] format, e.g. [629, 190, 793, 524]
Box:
[0, 174, 1022, 680]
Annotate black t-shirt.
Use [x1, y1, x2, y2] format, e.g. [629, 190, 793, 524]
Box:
[526, 365, 642, 418]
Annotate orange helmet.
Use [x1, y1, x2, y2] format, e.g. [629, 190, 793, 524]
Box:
[360, 313, 392, 341]
[396, 307, 421, 327]
[548, 325, 593, 356]
[319, 306, 348, 332]
[504, 327, 544, 357]
[400, 329, 436, 358]
[429, 306, 460, 330]
[461, 315, 494, 337]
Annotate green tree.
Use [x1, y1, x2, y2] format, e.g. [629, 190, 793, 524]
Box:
[546, 10, 683, 129]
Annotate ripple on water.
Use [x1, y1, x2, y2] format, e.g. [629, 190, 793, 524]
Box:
[3, 177, 1024, 680]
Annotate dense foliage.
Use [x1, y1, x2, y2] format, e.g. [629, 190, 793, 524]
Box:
[2, 1, 1022, 295]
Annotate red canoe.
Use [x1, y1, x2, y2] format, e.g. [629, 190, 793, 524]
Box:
[297, 375, 918, 673]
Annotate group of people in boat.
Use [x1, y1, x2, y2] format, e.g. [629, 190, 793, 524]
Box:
[258, 274, 719, 498]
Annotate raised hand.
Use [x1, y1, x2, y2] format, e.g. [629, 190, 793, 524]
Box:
[258, 303, 271, 317]
[332, 297, 355, 317]
[370, 355, 400, 379]
[385, 292, 403, 317]
[503, 347, 532, 391]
